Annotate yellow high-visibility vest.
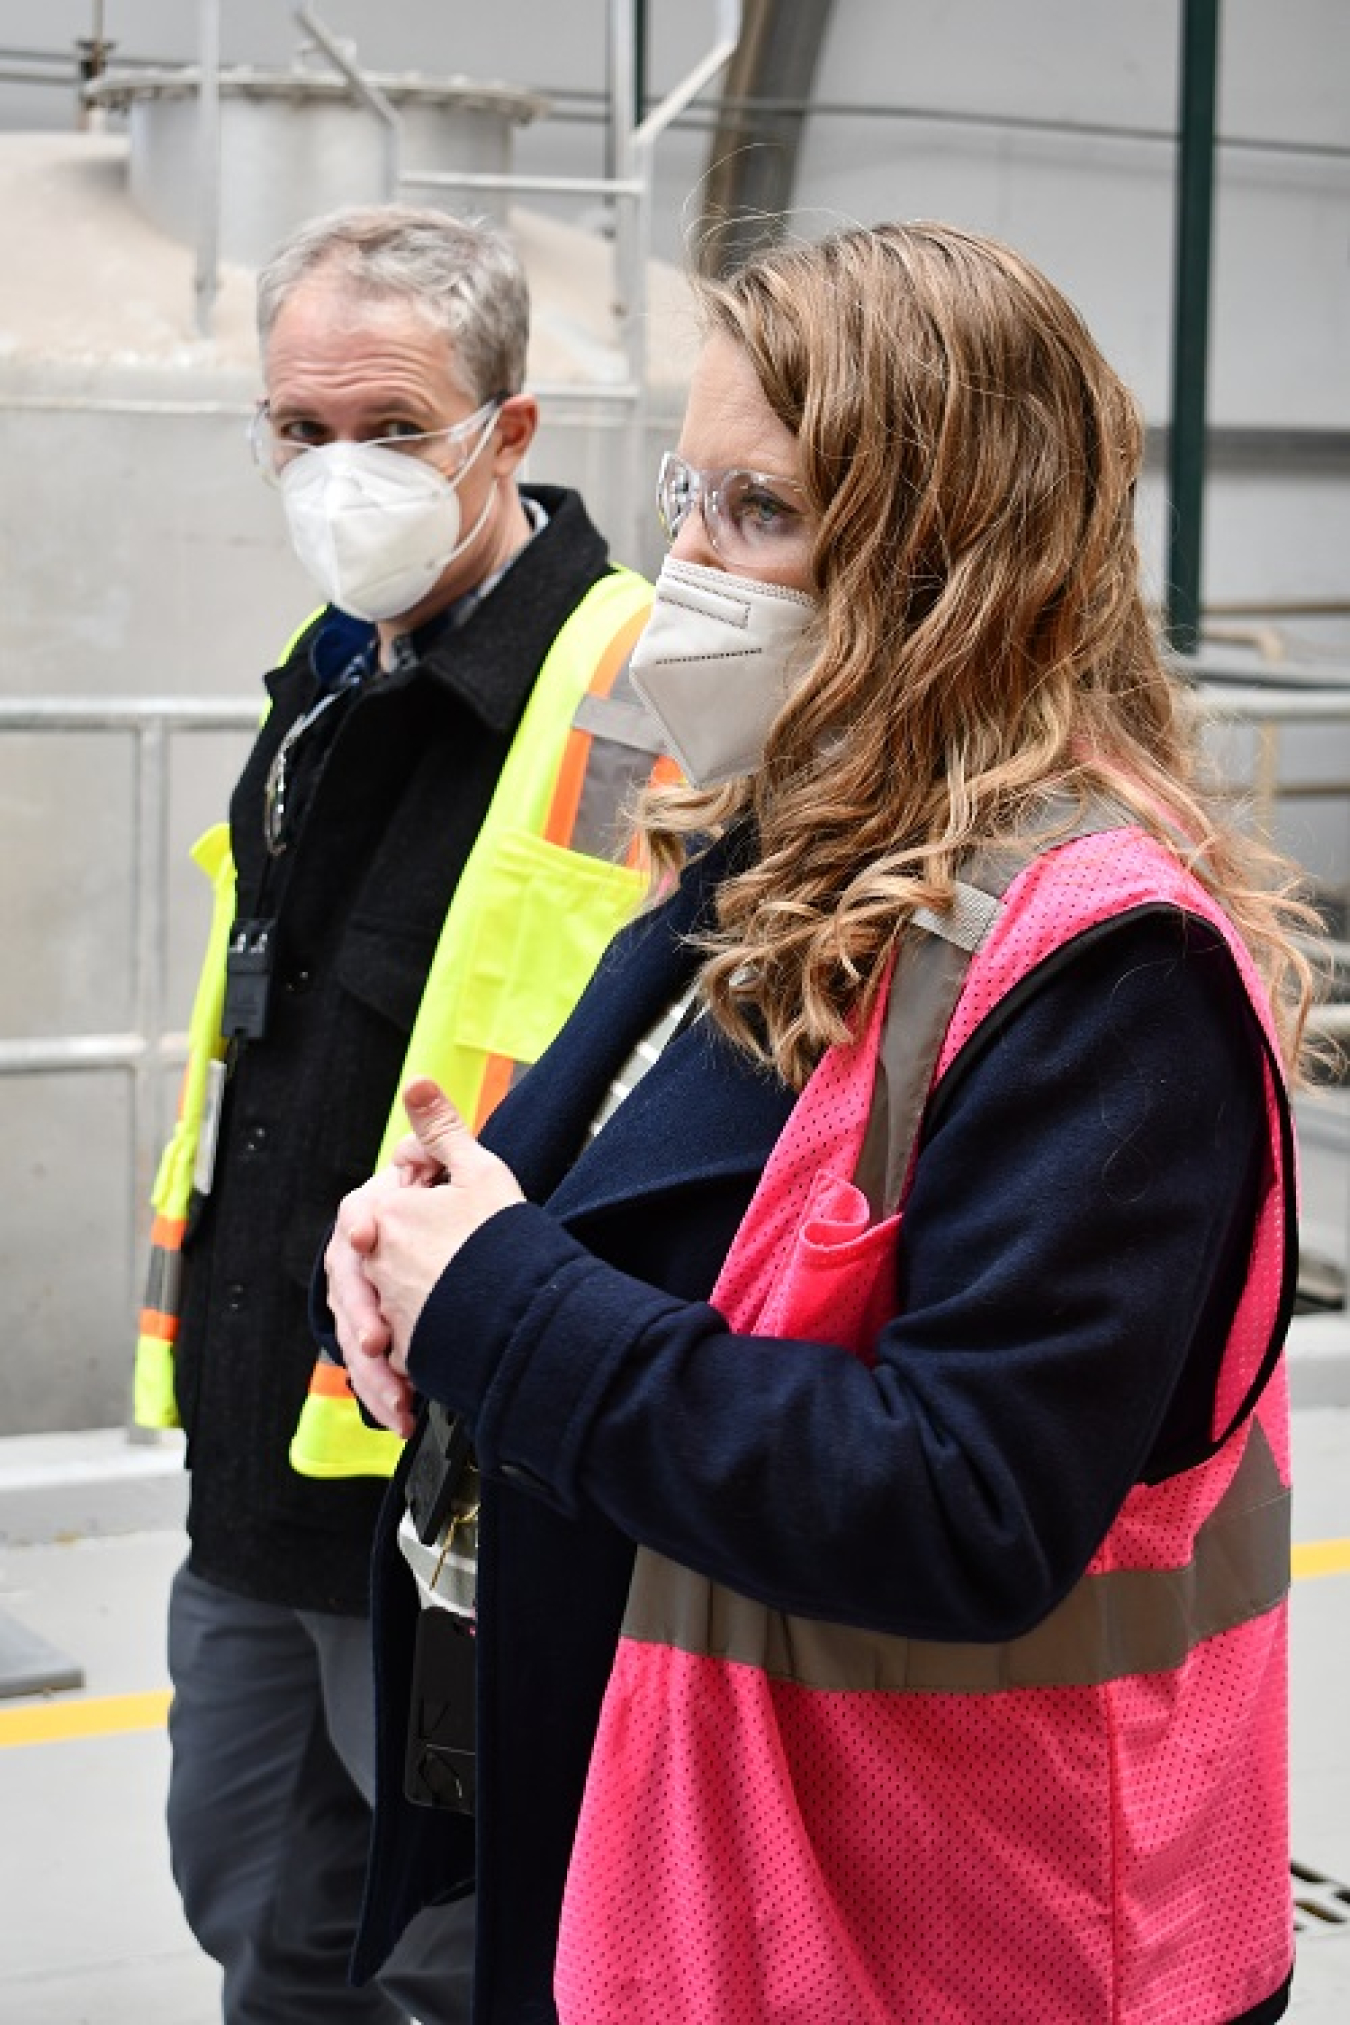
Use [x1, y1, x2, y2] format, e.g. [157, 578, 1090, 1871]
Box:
[133, 566, 659, 1480]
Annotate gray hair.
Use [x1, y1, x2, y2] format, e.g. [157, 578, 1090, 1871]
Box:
[256, 204, 530, 402]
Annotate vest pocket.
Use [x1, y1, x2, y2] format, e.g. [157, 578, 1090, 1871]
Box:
[755, 1170, 900, 1360]
[451, 827, 642, 1066]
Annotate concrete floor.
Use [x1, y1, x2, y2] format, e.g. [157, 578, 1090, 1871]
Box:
[1, 1387, 1349, 2022]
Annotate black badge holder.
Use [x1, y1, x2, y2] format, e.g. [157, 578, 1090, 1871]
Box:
[405, 1401, 474, 1544]
[404, 1402, 481, 1812]
[222, 918, 276, 1041]
[405, 1608, 478, 1813]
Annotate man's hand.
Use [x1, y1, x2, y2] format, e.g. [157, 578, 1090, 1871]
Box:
[360, 1077, 526, 1367]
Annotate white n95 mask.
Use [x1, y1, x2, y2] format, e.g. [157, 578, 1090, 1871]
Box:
[628, 556, 819, 787]
[279, 419, 496, 623]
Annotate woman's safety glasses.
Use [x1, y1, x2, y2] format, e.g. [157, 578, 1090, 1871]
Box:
[656, 451, 812, 568]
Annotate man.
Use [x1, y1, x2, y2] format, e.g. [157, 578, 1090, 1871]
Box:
[133, 204, 655, 2023]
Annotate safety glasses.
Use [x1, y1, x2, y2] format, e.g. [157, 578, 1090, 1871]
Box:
[250, 397, 500, 485]
[655, 450, 813, 567]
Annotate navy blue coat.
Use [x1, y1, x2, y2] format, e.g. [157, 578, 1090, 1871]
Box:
[353, 831, 1272, 2023]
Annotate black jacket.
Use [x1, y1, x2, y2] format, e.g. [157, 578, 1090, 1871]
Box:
[176, 485, 620, 1614]
[355, 834, 1276, 2022]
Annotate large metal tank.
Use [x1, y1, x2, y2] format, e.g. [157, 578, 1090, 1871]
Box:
[0, 119, 694, 1435]
[85, 65, 546, 255]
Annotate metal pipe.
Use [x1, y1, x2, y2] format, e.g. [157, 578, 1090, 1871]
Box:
[401, 169, 644, 199]
[635, 0, 649, 124]
[0, 1035, 183, 1076]
[192, 0, 221, 340]
[0, 698, 259, 730]
[609, 0, 641, 559]
[1191, 685, 1350, 718]
[1165, 0, 1221, 655]
[631, 0, 743, 152]
[292, 3, 401, 200]
[616, 0, 743, 560]
[130, 717, 170, 1225]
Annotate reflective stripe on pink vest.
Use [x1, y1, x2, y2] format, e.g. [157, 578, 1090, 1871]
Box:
[556, 826, 1295, 2025]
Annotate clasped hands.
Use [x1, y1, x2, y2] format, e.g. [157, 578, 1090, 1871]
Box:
[324, 1076, 524, 1437]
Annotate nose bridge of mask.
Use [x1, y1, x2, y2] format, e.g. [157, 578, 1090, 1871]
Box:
[639, 558, 815, 663]
[628, 557, 819, 787]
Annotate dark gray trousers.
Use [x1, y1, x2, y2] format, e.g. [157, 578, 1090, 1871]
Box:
[167, 1561, 474, 2025]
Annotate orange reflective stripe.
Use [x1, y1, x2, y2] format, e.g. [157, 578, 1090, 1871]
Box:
[542, 603, 653, 849]
[306, 1359, 354, 1400]
[473, 1052, 517, 1131]
[151, 1213, 186, 1249]
[138, 1308, 178, 1342]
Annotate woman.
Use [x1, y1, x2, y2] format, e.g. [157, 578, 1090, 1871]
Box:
[327, 223, 1308, 2023]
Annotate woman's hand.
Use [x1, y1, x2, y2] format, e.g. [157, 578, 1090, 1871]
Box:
[360, 1077, 526, 1370]
[326, 1165, 419, 1436]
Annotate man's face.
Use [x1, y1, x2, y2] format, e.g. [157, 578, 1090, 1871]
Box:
[262, 275, 507, 626]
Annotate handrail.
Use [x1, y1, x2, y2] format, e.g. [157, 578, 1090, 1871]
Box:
[0, 697, 257, 1327]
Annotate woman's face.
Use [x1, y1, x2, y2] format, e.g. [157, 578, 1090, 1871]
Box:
[666, 334, 816, 592]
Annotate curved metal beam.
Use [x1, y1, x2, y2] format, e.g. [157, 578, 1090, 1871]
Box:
[697, 0, 836, 275]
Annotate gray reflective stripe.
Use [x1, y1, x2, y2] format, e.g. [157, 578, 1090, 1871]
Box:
[571, 733, 662, 858]
[572, 691, 668, 755]
[909, 880, 1001, 952]
[143, 1244, 182, 1317]
[621, 1419, 1289, 1693]
[855, 798, 1142, 1217]
[569, 674, 667, 859]
[854, 929, 975, 1218]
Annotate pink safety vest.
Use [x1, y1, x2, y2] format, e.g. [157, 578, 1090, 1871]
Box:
[556, 824, 1296, 2025]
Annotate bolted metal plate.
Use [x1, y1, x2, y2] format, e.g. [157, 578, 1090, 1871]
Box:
[1293, 1859, 1350, 1938]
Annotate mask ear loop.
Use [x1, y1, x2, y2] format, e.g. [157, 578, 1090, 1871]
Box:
[439, 402, 504, 565]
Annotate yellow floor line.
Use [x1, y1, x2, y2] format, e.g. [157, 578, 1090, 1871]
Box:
[1, 1540, 1348, 1749]
[0, 1688, 170, 1747]
[1291, 1537, 1350, 1581]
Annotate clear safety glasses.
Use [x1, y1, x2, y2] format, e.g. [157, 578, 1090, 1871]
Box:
[249, 397, 500, 485]
[655, 450, 813, 568]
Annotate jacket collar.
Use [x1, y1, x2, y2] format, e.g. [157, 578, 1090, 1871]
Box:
[397, 484, 612, 734]
[274, 485, 613, 735]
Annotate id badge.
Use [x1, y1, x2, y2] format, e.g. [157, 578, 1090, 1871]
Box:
[192, 1059, 227, 1196]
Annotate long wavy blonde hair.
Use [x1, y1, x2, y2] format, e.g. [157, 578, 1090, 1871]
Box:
[639, 222, 1318, 1087]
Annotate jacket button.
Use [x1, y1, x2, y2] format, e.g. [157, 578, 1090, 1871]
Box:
[284, 968, 312, 994]
[224, 1282, 246, 1312]
[242, 1124, 268, 1154]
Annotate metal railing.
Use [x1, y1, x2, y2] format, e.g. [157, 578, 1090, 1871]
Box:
[1186, 662, 1350, 1041]
[0, 695, 257, 1291]
[3, 668, 1350, 1351]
